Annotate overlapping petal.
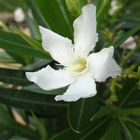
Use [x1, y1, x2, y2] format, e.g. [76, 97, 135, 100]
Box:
[26, 65, 74, 90]
[73, 4, 98, 55]
[88, 46, 121, 82]
[39, 26, 74, 66]
[55, 74, 96, 102]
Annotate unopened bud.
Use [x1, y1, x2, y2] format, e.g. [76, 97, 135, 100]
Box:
[120, 36, 136, 50]
[14, 7, 25, 23]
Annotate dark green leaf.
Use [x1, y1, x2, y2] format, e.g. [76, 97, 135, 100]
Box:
[0, 31, 50, 59]
[90, 106, 122, 121]
[49, 129, 80, 140]
[119, 120, 133, 140]
[0, 132, 13, 140]
[35, 0, 72, 38]
[127, 123, 140, 140]
[25, 0, 48, 27]
[0, 68, 30, 85]
[101, 119, 121, 140]
[32, 113, 48, 140]
[23, 84, 66, 95]
[123, 108, 140, 115]
[80, 117, 110, 140]
[113, 24, 140, 48]
[0, 87, 67, 116]
[90, 106, 113, 121]
[118, 78, 139, 107]
[68, 97, 98, 132]
[15, 29, 43, 51]
[0, 108, 39, 140]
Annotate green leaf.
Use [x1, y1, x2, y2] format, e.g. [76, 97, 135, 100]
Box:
[24, 84, 66, 95]
[25, 0, 48, 27]
[0, 31, 50, 59]
[127, 123, 140, 140]
[15, 29, 43, 51]
[96, 0, 111, 29]
[0, 132, 13, 140]
[96, 0, 110, 19]
[118, 78, 139, 107]
[27, 0, 72, 38]
[113, 24, 140, 48]
[49, 129, 80, 140]
[23, 59, 51, 71]
[119, 120, 133, 140]
[0, 0, 25, 12]
[32, 113, 48, 140]
[10, 136, 31, 140]
[61, 0, 75, 26]
[80, 117, 110, 140]
[123, 108, 140, 115]
[90, 106, 121, 121]
[101, 119, 121, 140]
[0, 108, 39, 140]
[0, 87, 67, 116]
[65, 0, 81, 17]
[68, 97, 98, 132]
[0, 51, 15, 63]
[24, 8, 41, 39]
[0, 68, 31, 85]
[35, 0, 72, 38]
[90, 106, 112, 121]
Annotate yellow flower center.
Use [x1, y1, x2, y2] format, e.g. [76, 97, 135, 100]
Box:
[67, 56, 88, 73]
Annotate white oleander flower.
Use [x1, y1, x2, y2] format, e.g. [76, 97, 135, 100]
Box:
[26, 4, 121, 102]
[14, 7, 25, 23]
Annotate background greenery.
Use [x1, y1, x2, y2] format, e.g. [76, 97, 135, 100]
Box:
[0, 0, 140, 139]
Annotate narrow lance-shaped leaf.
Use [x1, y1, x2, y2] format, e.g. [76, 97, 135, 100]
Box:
[0, 31, 50, 59]
[0, 87, 67, 116]
[68, 97, 98, 132]
[0, 68, 31, 85]
[101, 119, 121, 140]
[0, 108, 39, 140]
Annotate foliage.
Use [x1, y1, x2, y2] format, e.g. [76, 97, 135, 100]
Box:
[0, 0, 140, 139]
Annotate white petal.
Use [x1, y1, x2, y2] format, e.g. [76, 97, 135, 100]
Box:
[26, 65, 74, 90]
[39, 26, 74, 66]
[55, 74, 96, 102]
[88, 46, 121, 82]
[73, 4, 98, 55]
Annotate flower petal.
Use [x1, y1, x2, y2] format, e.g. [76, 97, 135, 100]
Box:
[73, 4, 98, 55]
[39, 26, 74, 66]
[88, 46, 121, 82]
[26, 65, 74, 90]
[55, 74, 96, 102]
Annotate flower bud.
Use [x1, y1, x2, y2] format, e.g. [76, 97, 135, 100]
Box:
[120, 36, 136, 50]
[14, 7, 25, 23]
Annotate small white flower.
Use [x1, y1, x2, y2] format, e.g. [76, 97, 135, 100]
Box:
[26, 4, 121, 102]
[120, 36, 136, 50]
[14, 7, 25, 23]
